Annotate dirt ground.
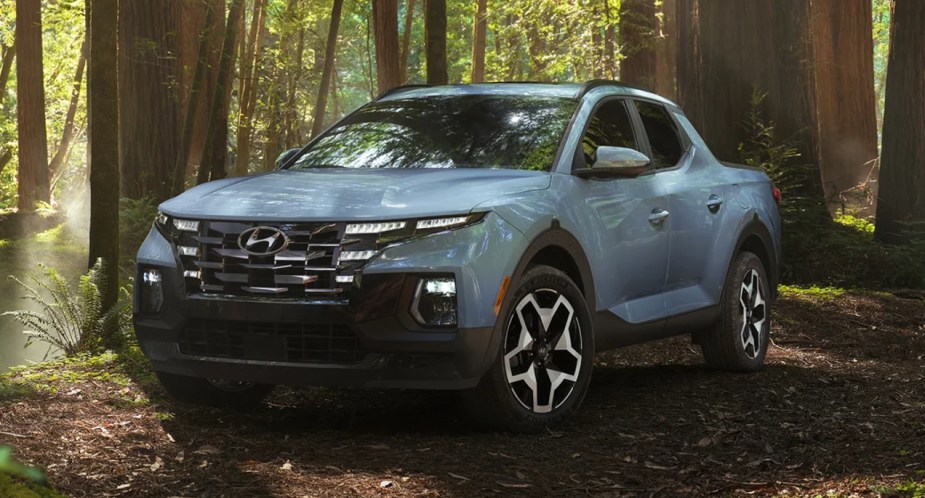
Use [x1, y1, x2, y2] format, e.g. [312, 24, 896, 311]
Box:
[1, 287, 924, 497]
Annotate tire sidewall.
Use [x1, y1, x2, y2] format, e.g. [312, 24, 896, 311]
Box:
[723, 252, 771, 370]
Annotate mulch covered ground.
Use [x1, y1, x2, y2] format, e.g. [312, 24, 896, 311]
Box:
[1, 288, 924, 497]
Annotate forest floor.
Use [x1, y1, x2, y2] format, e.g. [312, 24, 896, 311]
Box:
[1, 286, 925, 497]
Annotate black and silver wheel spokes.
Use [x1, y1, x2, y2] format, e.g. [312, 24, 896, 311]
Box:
[738, 269, 767, 359]
[503, 289, 583, 414]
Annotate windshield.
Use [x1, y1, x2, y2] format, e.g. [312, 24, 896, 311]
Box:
[290, 95, 577, 172]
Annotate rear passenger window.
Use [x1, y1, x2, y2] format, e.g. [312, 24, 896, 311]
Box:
[579, 99, 639, 168]
[634, 101, 684, 169]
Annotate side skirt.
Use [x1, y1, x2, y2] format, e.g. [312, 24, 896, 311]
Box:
[592, 305, 720, 352]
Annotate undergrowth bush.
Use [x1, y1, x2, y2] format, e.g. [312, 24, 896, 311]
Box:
[2, 260, 132, 358]
[739, 92, 925, 289]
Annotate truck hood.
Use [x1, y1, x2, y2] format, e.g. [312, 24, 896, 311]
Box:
[159, 168, 551, 221]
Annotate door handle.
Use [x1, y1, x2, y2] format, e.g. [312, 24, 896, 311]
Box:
[707, 194, 724, 212]
[648, 208, 670, 226]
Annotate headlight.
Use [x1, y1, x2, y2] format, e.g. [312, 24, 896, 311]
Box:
[140, 269, 164, 314]
[172, 218, 199, 232]
[345, 221, 407, 234]
[155, 211, 168, 227]
[415, 216, 469, 230]
[411, 277, 457, 327]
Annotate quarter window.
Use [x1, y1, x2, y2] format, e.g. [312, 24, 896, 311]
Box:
[634, 101, 684, 169]
[579, 99, 639, 169]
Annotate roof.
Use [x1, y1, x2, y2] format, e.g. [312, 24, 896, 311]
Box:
[376, 81, 678, 107]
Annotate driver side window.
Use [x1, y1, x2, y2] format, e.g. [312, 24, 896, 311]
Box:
[579, 99, 639, 169]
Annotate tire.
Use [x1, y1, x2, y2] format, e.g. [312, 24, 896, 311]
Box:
[462, 265, 594, 433]
[700, 251, 771, 372]
[155, 371, 274, 410]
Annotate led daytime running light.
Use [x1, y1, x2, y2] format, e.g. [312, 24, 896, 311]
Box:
[416, 216, 469, 231]
[345, 221, 407, 234]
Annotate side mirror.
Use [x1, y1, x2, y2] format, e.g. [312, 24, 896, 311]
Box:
[275, 147, 301, 170]
[575, 146, 651, 178]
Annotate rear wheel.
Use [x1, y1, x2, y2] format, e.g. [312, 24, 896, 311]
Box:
[155, 371, 274, 410]
[700, 251, 770, 371]
[463, 265, 593, 433]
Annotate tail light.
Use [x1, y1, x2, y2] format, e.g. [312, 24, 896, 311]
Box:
[771, 185, 782, 208]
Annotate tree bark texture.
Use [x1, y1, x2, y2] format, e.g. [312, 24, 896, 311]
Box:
[373, 0, 401, 94]
[199, 0, 245, 184]
[810, 0, 879, 213]
[619, 0, 657, 89]
[310, 0, 344, 138]
[399, 0, 415, 81]
[0, 41, 15, 99]
[654, 0, 677, 99]
[424, 0, 447, 85]
[49, 40, 86, 178]
[15, 0, 51, 211]
[875, 0, 925, 244]
[470, 0, 487, 82]
[87, 0, 120, 331]
[119, 1, 180, 200]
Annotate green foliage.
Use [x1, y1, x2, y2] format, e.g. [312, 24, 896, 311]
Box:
[0, 472, 63, 498]
[2, 260, 131, 358]
[778, 285, 846, 301]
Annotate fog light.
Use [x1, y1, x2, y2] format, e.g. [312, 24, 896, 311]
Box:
[141, 269, 164, 314]
[411, 277, 457, 327]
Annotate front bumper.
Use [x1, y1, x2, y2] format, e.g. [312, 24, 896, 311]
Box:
[133, 212, 526, 390]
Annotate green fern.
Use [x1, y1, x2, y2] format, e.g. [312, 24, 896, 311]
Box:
[2, 260, 131, 358]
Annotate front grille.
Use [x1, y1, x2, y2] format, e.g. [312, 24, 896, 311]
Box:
[174, 221, 376, 298]
[178, 318, 368, 365]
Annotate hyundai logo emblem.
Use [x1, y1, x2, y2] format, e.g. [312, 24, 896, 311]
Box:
[238, 226, 289, 256]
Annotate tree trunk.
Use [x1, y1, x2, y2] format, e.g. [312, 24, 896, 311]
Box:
[173, 0, 220, 195]
[86, 0, 120, 346]
[875, 0, 925, 244]
[119, 1, 180, 200]
[49, 40, 86, 178]
[654, 0, 677, 99]
[603, 1, 616, 79]
[470, 0, 487, 82]
[15, 0, 50, 212]
[0, 41, 15, 99]
[424, 0, 447, 85]
[399, 0, 415, 81]
[373, 0, 401, 94]
[232, 0, 268, 177]
[619, 0, 657, 89]
[810, 0, 879, 214]
[198, 0, 245, 184]
[0, 148, 12, 178]
[310, 0, 344, 138]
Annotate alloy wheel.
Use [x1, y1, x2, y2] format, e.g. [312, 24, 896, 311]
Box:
[739, 268, 767, 359]
[503, 288, 583, 414]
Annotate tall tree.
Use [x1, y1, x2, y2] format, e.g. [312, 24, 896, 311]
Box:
[424, 0, 447, 85]
[15, 0, 50, 211]
[654, 0, 677, 99]
[399, 0, 415, 81]
[470, 0, 487, 83]
[373, 0, 401, 94]
[232, 0, 268, 177]
[310, 0, 344, 138]
[49, 40, 86, 178]
[810, 0, 879, 213]
[86, 0, 120, 345]
[0, 41, 14, 98]
[603, 0, 616, 79]
[875, 0, 925, 244]
[198, 0, 245, 184]
[619, 0, 657, 88]
[119, 1, 180, 200]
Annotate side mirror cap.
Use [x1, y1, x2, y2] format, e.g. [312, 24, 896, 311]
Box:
[275, 147, 301, 170]
[575, 146, 651, 178]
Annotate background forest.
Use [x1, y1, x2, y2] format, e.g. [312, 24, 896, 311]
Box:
[0, 0, 923, 358]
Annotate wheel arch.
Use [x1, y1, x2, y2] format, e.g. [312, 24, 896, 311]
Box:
[509, 227, 596, 310]
[731, 216, 779, 297]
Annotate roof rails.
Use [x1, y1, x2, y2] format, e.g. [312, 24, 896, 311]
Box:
[376, 84, 431, 100]
[577, 79, 648, 98]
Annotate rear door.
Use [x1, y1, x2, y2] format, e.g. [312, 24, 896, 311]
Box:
[631, 99, 726, 316]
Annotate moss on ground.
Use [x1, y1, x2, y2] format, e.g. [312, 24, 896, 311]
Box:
[0, 473, 65, 498]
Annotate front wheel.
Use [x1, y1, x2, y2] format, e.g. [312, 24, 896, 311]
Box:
[155, 371, 274, 410]
[700, 251, 771, 372]
[463, 265, 594, 433]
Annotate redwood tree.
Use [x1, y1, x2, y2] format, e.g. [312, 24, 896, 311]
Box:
[470, 0, 487, 83]
[15, 0, 50, 211]
[373, 0, 401, 94]
[232, 0, 268, 176]
[619, 0, 657, 88]
[875, 0, 925, 244]
[310, 0, 344, 138]
[119, 1, 180, 200]
[399, 0, 415, 81]
[424, 0, 447, 85]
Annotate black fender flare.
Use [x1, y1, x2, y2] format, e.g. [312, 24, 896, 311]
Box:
[729, 216, 779, 297]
